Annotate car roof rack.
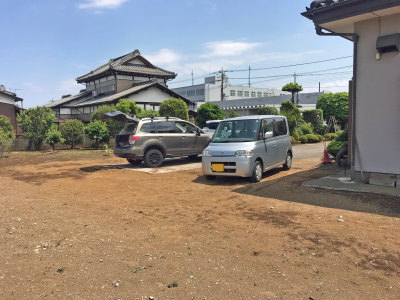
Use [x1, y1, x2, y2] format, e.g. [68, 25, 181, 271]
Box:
[141, 116, 181, 122]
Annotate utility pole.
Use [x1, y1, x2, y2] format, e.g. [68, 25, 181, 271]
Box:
[293, 72, 297, 83]
[319, 82, 321, 93]
[220, 68, 224, 101]
[191, 70, 194, 86]
[248, 66, 251, 87]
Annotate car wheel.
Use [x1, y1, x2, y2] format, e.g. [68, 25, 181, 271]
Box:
[283, 152, 292, 170]
[127, 158, 142, 166]
[144, 149, 164, 168]
[205, 175, 216, 180]
[250, 161, 263, 182]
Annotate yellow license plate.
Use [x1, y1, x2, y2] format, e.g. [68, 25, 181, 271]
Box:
[212, 164, 224, 172]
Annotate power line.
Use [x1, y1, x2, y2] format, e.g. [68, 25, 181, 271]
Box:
[225, 55, 353, 72]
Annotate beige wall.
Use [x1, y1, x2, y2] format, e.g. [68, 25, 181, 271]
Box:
[354, 13, 400, 174]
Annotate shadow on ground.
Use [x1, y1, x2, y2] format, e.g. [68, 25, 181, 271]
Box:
[229, 165, 400, 218]
[80, 156, 202, 173]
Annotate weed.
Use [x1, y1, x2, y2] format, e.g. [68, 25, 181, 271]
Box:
[167, 281, 178, 288]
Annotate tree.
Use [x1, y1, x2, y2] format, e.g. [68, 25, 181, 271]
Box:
[302, 109, 324, 134]
[0, 116, 15, 158]
[84, 120, 110, 149]
[316, 92, 349, 127]
[159, 98, 189, 120]
[45, 127, 63, 151]
[279, 101, 303, 134]
[258, 106, 279, 115]
[225, 110, 240, 118]
[115, 99, 144, 116]
[60, 119, 85, 149]
[196, 103, 226, 128]
[16, 106, 56, 150]
[282, 83, 303, 104]
[92, 105, 124, 137]
[139, 110, 160, 118]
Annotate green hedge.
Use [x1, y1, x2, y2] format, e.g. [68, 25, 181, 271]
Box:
[299, 136, 308, 144]
[304, 134, 320, 143]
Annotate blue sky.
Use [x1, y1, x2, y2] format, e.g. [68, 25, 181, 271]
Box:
[0, 0, 353, 107]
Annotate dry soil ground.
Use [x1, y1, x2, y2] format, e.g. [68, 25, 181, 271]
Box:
[0, 147, 399, 300]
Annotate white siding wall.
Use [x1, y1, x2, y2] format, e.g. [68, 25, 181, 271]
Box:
[354, 13, 400, 174]
[126, 87, 176, 105]
[0, 94, 16, 105]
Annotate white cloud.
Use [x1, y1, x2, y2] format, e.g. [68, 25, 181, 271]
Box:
[145, 49, 182, 65]
[78, 0, 127, 10]
[58, 79, 84, 94]
[203, 41, 263, 57]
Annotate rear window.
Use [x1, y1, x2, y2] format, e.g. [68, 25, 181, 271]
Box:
[206, 122, 220, 130]
[140, 122, 157, 133]
[119, 123, 137, 135]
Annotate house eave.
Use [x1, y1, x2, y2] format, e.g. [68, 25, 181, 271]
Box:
[302, 0, 400, 30]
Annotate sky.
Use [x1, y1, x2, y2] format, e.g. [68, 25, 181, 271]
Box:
[0, 0, 354, 107]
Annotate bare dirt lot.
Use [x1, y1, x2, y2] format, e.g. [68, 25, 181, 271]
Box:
[1, 148, 399, 299]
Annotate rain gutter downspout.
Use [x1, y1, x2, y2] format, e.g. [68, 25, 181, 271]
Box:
[315, 26, 359, 177]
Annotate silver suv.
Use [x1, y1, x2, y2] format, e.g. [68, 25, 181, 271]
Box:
[105, 112, 212, 167]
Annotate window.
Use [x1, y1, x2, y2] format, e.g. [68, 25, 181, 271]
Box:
[244, 91, 249, 97]
[157, 121, 175, 133]
[237, 91, 243, 97]
[187, 90, 195, 97]
[251, 91, 256, 97]
[273, 118, 288, 136]
[259, 119, 274, 139]
[257, 92, 262, 97]
[140, 122, 157, 133]
[263, 92, 268, 97]
[196, 89, 204, 96]
[175, 121, 197, 133]
[230, 90, 236, 96]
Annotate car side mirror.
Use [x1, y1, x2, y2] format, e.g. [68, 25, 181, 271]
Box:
[264, 131, 273, 139]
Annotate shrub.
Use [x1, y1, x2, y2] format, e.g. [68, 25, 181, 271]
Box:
[292, 129, 300, 141]
[159, 98, 189, 120]
[45, 128, 63, 151]
[84, 120, 110, 149]
[225, 110, 240, 118]
[314, 124, 328, 135]
[316, 92, 349, 127]
[303, 109, 323, 128]
[16, 106, 56, 150]
[299, 136, 308, 144]
[115, 99, 144, 116]
[92, 105, 124, 137]
[280, 101, 303, 134]
[315, 134, 324, 142]
[196, 102, 226, 128]
[299, 122, 313, 135]
[324, 133, 338, 141]
[0, 116, 15, 158]
[290, 136, 296, 144]
[258, 106, 279, 115]
[138, 110, 160, 118]
[327, 140, 347, 157]
[336, 130, 348, 141]
[304, 134, 320, 143]
[61, 119, 85, 149]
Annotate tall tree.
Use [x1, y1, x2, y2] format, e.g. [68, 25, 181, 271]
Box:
[282, 83, 303, 104]
[16, 106, 56, 150]
[316, 92, 349, 127]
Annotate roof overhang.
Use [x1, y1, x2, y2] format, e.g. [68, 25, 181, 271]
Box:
[302, 0, 400, 34]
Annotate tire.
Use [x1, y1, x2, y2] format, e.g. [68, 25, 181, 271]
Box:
[336, 147, 349, 168]
[205, 175, 216, 180]
[127, 158, 142, 166]
[144, 149, 164, 168]
[283, 152, 292, 170]
[250, 160, 263, 183]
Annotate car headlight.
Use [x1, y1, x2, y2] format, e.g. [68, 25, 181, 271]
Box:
[203, 150, 212, 157]
[235, 150, 254, 157]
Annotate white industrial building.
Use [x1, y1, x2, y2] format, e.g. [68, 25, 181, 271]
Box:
[172, 75, 288, 103]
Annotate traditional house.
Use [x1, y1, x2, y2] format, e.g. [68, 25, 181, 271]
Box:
[47, 50, 196, 122]
[302, 0, 400, 186]
[0, 85, 23, 135]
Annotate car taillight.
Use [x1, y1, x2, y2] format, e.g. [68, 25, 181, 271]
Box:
[129, 135, 140, 144]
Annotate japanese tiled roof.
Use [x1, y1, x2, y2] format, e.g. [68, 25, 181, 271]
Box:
[211, 93, 323, 110]
[306, 0, 350, 11]
[46, 90, 92, 108]
[76, 49, 176, 83]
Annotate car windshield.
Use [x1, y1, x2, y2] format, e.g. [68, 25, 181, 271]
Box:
[212, 119, 260, 143]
